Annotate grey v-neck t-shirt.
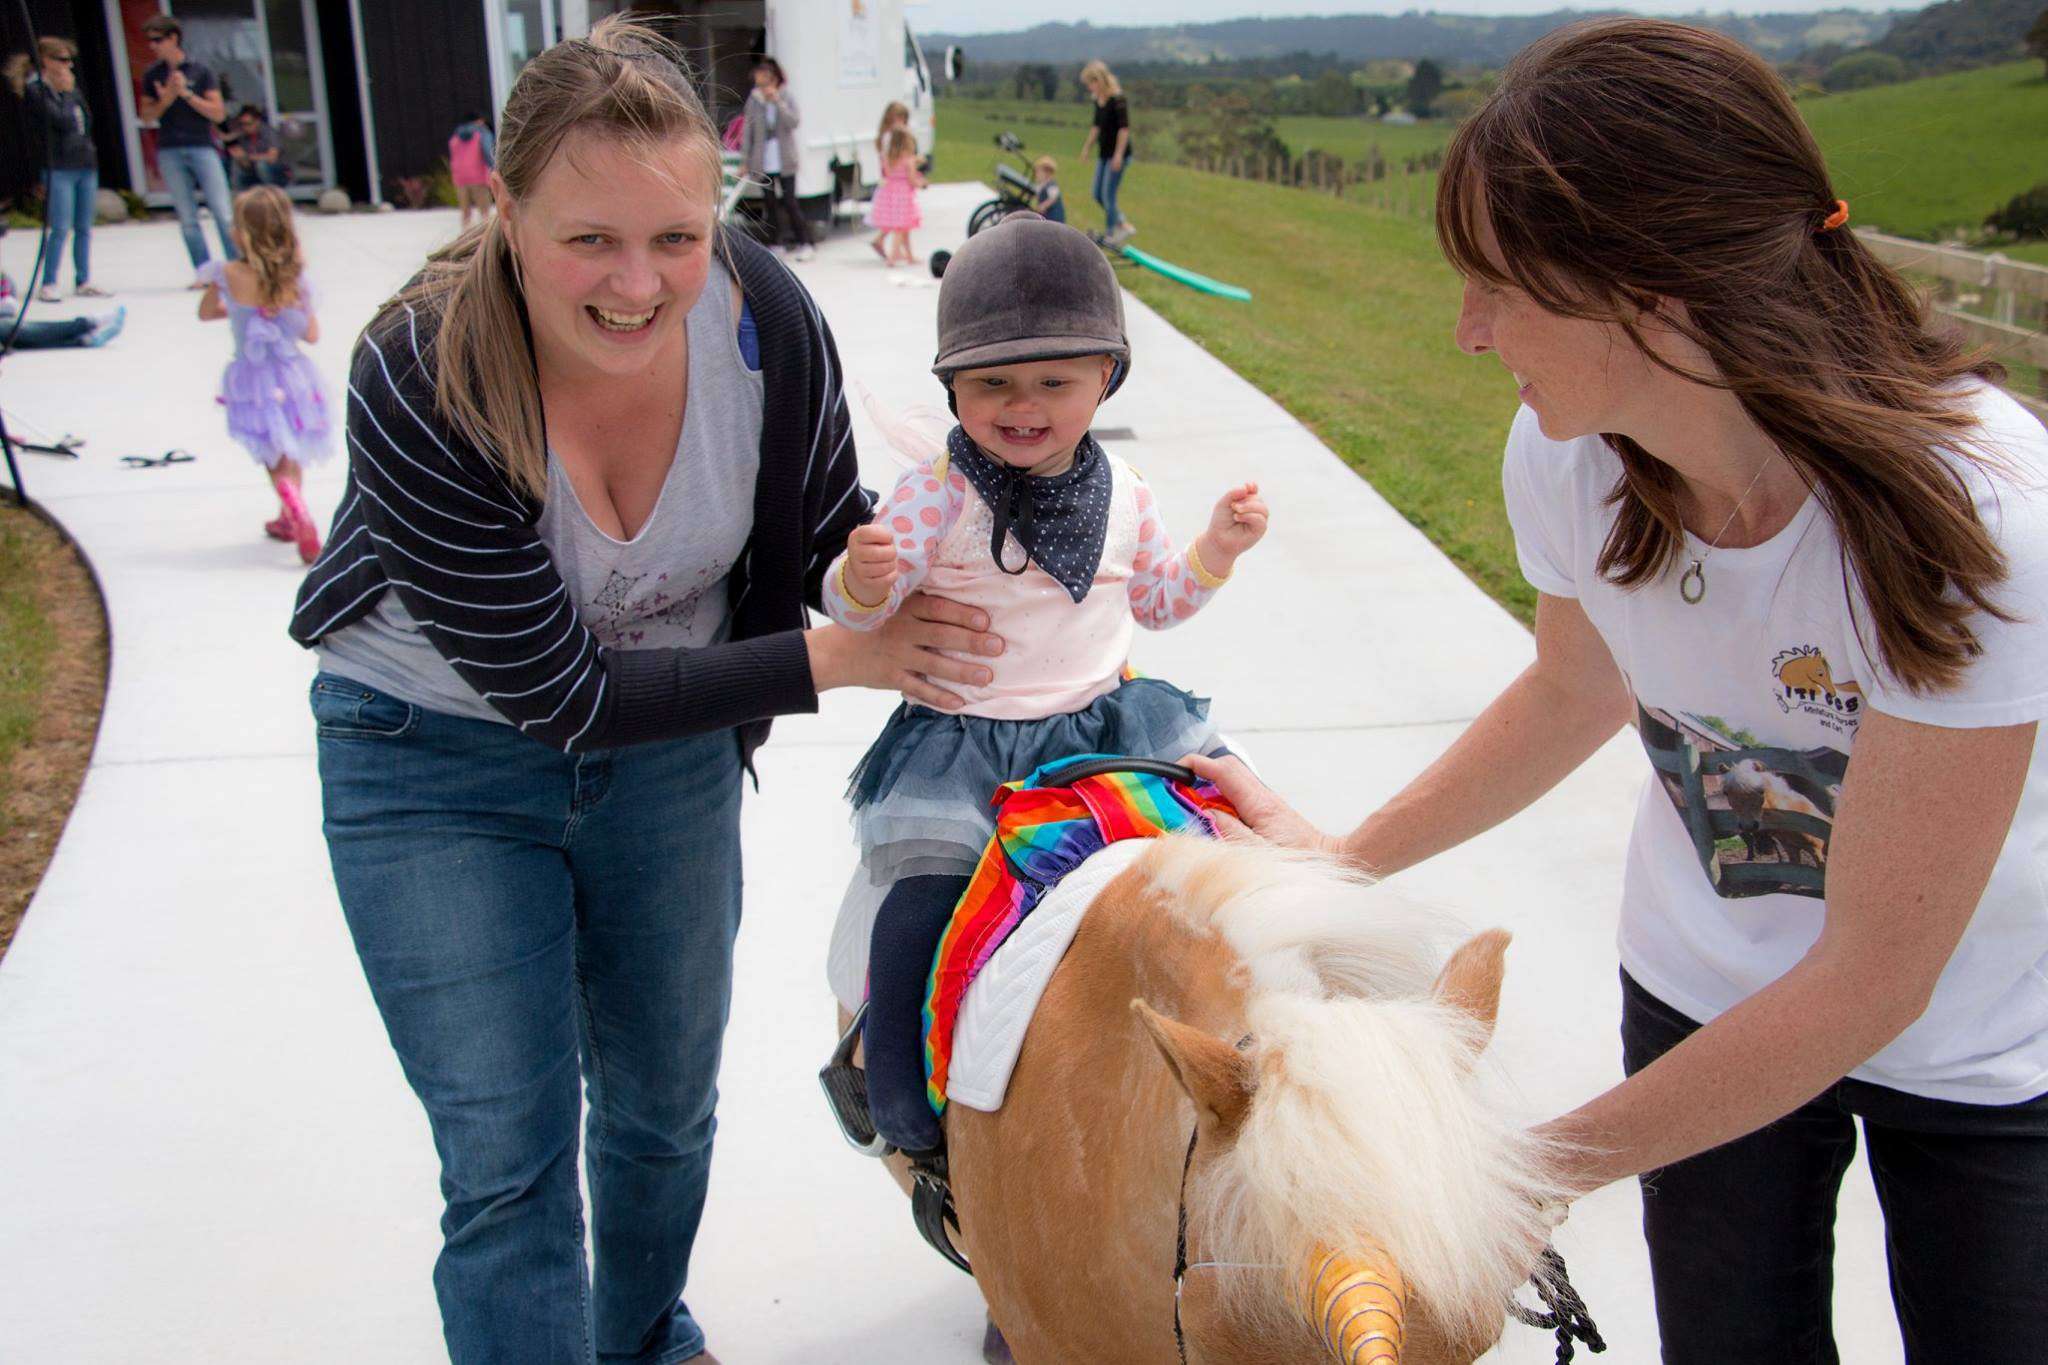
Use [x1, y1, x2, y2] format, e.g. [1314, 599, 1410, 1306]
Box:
[318, 256, 765, 725]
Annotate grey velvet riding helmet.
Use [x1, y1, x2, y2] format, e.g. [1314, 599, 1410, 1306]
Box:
[931, 215, 1131, 403]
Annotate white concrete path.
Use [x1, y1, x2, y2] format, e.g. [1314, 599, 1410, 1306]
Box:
[0, 186, 1900, 1362]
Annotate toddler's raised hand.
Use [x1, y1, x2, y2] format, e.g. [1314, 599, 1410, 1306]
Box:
[844, 523, 900, 609]
[1201, 481, 1268, 573]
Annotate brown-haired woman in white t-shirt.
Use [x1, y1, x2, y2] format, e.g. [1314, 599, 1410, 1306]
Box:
[1191, 19, 2048, 1362]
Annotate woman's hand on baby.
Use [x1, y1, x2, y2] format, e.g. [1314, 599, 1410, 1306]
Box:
[844, 524, 900, 609]
[1198, 482, 1269, 575]
[807, 593, 1004, 711]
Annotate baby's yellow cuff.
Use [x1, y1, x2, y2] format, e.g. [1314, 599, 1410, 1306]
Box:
[1187, 542, 1232, 590]
[837, 558, 888, 613]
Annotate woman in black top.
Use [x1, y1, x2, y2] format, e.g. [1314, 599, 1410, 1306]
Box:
[15, 37, 106, 300]
[1078, 59, 1133, 242]
[289, 21, 998, 1364]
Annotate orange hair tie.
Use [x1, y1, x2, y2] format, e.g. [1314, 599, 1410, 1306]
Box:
[1820, 199, 1850, 232]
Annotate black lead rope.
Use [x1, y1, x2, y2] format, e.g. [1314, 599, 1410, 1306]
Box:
[1508, 1245, 1607, 1363]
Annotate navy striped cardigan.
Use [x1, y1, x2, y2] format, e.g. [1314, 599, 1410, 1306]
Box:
[288, 232, 874, 758]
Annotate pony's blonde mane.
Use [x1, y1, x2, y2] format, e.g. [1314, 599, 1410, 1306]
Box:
[1135, 837, 1569, 1348]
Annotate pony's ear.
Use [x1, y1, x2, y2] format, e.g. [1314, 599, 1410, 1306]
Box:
[1132, 999, 1255, 1140]
[1432, 928, 1510, 1058]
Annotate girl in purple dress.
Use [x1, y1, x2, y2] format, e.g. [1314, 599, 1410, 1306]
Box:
[198, 185, 331, 562]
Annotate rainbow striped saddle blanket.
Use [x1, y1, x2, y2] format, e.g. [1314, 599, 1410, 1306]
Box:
[921, 755, 1236, 1117]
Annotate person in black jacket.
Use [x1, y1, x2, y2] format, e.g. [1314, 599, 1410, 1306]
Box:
[288, 19, 999, 1365]
[14, 37, 107, 301]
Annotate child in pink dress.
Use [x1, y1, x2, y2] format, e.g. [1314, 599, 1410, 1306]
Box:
[822, 217, 1267, 1156]
[867, 127, 925, 266]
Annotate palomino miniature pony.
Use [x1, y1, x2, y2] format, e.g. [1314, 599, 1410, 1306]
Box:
[936, 835, 1570, 1364]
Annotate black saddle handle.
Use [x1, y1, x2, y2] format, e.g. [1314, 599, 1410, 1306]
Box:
[1041, 756, 1201, 788]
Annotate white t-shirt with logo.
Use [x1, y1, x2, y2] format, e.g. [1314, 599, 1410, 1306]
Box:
[1503, 384, 2048, 1103]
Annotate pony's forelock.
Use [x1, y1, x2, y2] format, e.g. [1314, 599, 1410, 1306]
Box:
[1135, 838, 1572, 1349]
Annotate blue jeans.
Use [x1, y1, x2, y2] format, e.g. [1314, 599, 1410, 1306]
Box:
[233, 159, 292, 193]
[1621, 970, 2048, 1362]
[313, 674, 744, 1365]
[42, 167, 96, 288]
[1092, 158, 1126, 231]
[157, 145, 238, 268]
[1, 313, 92, 348]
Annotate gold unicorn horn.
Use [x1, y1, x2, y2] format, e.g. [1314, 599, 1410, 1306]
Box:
[1300, 1244, 1406, 1364]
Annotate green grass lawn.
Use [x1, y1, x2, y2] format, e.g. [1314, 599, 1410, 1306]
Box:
[1272, 114, 1454, 166]
[927, 69, 2047, 624]
[1107, 166, 1531, 616]
[0, 508, 52, 772]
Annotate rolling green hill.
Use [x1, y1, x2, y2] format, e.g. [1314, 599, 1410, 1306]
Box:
[1799, 61, 2048, 242]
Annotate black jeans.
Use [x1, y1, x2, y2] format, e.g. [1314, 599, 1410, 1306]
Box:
[864, 874, 972, 1155]
[764, 171, 812, 248]
[1621, 970, 2048, 1363]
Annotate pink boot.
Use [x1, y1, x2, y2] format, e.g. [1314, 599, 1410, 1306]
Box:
[272, 475, 322, 565]
[264, 513, 293, 542]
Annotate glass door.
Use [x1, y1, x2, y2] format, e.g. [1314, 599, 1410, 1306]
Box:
[257, 0, 336, 192]
[487, 0, 558, 113]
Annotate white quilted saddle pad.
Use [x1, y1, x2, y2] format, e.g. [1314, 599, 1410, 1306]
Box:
[825, 839, 1150, 1114]
[946, 839, 1149, 1112]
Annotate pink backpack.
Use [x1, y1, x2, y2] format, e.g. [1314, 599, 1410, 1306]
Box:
[722, 114, 745, 152]
[448, 131, 489, 186]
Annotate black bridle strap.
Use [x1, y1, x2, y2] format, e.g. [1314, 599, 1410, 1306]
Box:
[1172, 1123, 1199, 1365]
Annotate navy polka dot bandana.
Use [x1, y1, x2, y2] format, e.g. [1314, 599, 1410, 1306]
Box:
[948, 425, 1110, 604]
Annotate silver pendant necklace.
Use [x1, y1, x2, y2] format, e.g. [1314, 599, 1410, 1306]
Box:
[1679, 459, 1773, 606]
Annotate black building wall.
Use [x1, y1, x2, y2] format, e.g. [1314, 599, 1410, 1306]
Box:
[357, 3, 494, 198]
[314, 2, 368, 203]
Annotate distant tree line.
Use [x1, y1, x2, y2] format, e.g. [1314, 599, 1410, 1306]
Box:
[1772, 0, 2040, 92]
[950, 50, 1479, 121]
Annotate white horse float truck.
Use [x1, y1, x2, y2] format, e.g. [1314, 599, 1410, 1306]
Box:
[565, 1, 935, 226]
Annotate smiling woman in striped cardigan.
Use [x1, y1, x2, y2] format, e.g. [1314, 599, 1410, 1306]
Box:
[286, 20, 999, 1365]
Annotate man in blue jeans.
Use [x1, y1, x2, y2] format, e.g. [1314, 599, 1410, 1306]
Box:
[136, 14, 237, 284]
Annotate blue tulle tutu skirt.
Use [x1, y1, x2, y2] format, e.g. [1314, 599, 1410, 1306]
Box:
[846, 676, 1221, 884]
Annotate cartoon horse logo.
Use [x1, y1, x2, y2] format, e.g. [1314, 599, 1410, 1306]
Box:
[1775, 650, 1863, 712]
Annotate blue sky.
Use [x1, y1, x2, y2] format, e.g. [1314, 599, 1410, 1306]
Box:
[909, 0, 1905, 36]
